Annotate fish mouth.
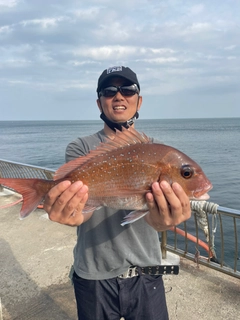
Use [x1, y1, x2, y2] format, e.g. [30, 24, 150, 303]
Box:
[190, 193, 210, 201]
[191, 183, 213, 201]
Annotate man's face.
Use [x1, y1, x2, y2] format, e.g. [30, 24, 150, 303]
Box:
[97, 77, 142, 124]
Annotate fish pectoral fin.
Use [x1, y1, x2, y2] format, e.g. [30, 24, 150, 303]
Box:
[82, 205, 102, 213]
[121, 210, 149, 226]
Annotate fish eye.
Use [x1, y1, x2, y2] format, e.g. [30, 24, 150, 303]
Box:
[181, 165, 194, 179]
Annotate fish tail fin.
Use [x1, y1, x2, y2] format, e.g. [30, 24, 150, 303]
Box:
[121, 210, 149, 226]
[0, 178, 54, 219]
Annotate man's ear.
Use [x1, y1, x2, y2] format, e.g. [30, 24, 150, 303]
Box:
[137, 95, 142, 111]
[97, 98, 103, 113]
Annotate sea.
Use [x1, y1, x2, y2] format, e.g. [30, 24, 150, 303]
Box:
[0, 118, 239, 268]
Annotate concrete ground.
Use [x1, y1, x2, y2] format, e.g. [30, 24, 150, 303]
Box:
[0, 191, 239, 320]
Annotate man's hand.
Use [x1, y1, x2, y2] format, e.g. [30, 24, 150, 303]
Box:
[145, 181, 191, 231]
[43, 180, 92, 226]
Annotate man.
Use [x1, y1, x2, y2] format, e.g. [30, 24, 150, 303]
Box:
[44, 66, 191, 320]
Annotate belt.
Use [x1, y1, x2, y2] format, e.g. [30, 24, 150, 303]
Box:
[118, 265, 179, 279]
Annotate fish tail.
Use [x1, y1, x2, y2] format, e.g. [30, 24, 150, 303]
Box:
[0, 178, 55, 219]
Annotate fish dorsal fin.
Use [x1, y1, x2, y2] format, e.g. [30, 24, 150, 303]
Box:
[107, 126, 150, 147]
[54, 127, 151, 180]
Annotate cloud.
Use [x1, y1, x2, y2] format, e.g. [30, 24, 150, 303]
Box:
[0, 0, 239, 120]
[71, 7, 101, 20]
[188, 4, 205, 16]
[72, 46, 137, 60]
[224, 45, 237, 51]
[20, 16, 68, 28]
[0, 24, 15, 36]
[0, 0, 20, 8]
[0, 58, 32, 68]
[71, 46, 178, 63]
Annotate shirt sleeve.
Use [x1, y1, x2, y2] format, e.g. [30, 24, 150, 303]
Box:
[65, 138, 90, 163]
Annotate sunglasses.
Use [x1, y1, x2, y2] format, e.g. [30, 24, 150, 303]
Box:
[99, 84, 139, 98]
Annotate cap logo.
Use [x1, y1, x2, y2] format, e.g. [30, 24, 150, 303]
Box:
[107, 66, 122, 74]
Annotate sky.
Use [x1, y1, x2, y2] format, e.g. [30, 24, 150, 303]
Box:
[0, 0, 240, 120]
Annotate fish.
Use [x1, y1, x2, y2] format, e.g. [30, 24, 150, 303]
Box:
[0, 127, 212, 225]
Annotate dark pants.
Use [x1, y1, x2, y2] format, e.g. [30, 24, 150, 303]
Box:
[72, 272, 169, 320]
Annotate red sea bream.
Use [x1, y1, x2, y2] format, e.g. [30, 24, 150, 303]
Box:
[0, 127, 212, 225]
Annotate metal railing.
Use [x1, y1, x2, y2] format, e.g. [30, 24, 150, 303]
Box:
[0, 159, 54, 192]
[161, 201, 240, 279]
[0, 158, 54, 180]
[0, 159, 239, 279]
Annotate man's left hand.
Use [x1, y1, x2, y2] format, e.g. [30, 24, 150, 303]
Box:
[145, 181, 191, 231]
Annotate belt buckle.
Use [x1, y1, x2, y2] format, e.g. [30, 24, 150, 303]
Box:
[118, 266, 139, 279]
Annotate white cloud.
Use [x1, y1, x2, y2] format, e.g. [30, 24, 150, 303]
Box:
[139, 57, 179, 64]
[71, 46, 137, 60]
[93, 21, 131, 41]
[21, 16, 67, 28]
[72, 7, 100, 20]
[36, 51, 55, 65]
[188, 4, 205, 16]
[0, 25, 13, 34]
[150, 48, 176, 54]
[71, 46, 178, 62]
[0, 0, 20, 7]
[0, 44, 32, 54]
[2, 77, 92, 92]
[184, 22, 212, 34]
[224, 45, 237, 51]
[0, 59, 32, 68]
[67, 60, 99, 66]
[8, 79, 29, 85]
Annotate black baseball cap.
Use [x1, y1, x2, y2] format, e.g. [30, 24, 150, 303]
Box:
[97, 66, 140, 93]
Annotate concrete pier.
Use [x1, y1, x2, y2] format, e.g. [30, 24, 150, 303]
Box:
[0, 191, 239, 320]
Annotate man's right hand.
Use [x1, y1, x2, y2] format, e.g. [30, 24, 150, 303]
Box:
[43, 180, 92, 226]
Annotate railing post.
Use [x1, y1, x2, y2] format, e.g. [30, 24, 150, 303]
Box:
[161, 231, 167, 259]
[0, 171, 3, 192]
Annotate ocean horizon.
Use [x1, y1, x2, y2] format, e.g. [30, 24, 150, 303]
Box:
[1, 116, 239, 122]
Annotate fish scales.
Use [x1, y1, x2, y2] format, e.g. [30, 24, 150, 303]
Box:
[70, 144, 160, 192]
[71, 144, 161, 210]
